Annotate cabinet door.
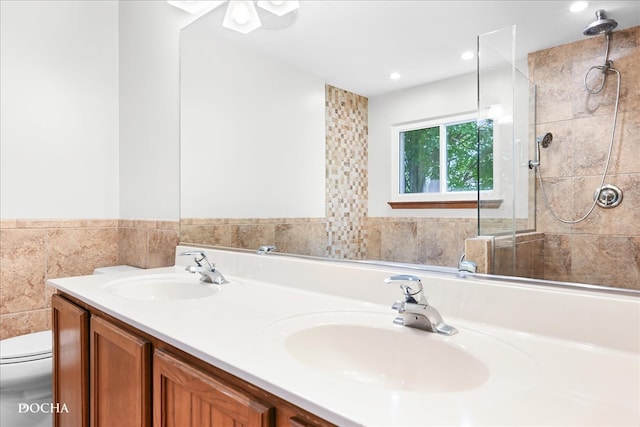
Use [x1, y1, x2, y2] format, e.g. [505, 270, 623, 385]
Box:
[90, 316, 151, 427]
[52, 294, 89, 427]
[153, 350, 274, 427]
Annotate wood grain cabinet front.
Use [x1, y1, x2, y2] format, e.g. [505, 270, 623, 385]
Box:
[52, 294, 90, 427]
[90, 316, 152, 427]
[153, 349, 274, 427]
[52, 293, 335, 427]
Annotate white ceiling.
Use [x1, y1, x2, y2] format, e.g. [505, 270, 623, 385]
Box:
[181, 1, 640, 97]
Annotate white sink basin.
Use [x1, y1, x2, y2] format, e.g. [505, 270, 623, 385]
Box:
[103, 273, 220, 300]
[263, 311, 537, 393]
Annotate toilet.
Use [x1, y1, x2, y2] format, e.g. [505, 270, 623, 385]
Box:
[0, 330, 53, 427]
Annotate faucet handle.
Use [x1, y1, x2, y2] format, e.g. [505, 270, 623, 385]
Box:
[179, 251, 214, 269]
[385, 275, 425, 304]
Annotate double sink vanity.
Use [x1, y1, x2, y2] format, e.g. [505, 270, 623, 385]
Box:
[47, 245, 640, 426]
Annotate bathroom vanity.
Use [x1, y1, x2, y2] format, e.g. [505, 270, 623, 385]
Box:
[51, 294, 322, 427]
[48, 246, 640, 427]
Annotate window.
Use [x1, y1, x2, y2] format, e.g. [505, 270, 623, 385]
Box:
[390, 113, 494, 205]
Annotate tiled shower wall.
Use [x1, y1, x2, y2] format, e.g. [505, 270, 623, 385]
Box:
[0, 219, 178, 339]
[528, 25, 639, 289]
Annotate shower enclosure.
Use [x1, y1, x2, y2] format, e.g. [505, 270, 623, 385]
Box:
[477, 26, 537, 277]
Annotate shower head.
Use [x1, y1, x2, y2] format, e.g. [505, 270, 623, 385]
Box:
[537, 132, 553, 148]
[583, 10, 618, 36]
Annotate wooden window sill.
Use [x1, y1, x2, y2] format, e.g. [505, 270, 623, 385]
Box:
[388, 200, 503, 209]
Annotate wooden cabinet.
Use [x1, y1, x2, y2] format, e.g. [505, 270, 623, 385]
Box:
[52, 295, 151, 427]
[52, 294, 89, 427]
[52, 294, 334, 427]
[153, 350, 273, 427]
[90, 316, 151, 427]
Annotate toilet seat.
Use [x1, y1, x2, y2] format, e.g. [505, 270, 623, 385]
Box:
[0, 330, 52, 365]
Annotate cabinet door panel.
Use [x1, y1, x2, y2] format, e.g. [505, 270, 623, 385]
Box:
[90, 316, 151, 427]
[52, 294, 89, 427]
[289, 417, 324, 427]
[154, 350, 274, 427]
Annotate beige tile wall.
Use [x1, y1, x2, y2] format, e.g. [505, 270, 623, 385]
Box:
[118, 220, 180, 268]
[180, 218, 328, 257]
[529, 25, 639, 289]
[366, 217, 476, 266]
[0, 219, 178, 339]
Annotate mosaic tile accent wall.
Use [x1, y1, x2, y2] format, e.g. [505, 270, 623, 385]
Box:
[325, 85, 369, 259]
[0, 219, 178, 339]
[528, 25, 639, 289]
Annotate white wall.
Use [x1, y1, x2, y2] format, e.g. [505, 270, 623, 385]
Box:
[368, 73, 477, 218]
[180, 14, 326, 219]
[118, 1, 193, 221]
[0, 0, 119, 219]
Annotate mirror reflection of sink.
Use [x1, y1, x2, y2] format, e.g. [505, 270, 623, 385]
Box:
[103, 274, 220, 300]
[264, 311, 536, 393]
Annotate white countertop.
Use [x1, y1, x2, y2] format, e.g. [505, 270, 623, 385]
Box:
[47, 247, 640, 427]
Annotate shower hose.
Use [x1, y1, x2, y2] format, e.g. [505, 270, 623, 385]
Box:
[535, 60, 621, 224]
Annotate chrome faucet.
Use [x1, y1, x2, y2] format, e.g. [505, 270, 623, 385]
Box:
[385, 274, 458, 336]
[179, 251, 228, 285]
[458, 253, 477, 274]
[256, 245, 277, 255]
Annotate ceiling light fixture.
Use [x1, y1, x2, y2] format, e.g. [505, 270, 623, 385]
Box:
[570, 1, 589, 13]
[257, 0, 299, 16]
[389, 72, 401, 80]
[167, 0, 300, 34]
[223, 1, 262, 33]
[461, 51, 474, 60]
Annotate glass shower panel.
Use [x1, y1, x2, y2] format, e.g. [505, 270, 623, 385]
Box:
[477, 26, 536, 276]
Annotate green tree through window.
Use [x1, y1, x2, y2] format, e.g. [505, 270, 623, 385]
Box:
[400, 118, 493, 194]
[401, 126, 439, 193]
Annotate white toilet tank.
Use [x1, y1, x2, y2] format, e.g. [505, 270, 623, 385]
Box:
[0, 330, 53, 427]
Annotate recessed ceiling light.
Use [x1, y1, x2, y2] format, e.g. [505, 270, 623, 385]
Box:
[570, 1, 589, 13]
[461, 51, 474, 60]
[389, 72, 401, 80]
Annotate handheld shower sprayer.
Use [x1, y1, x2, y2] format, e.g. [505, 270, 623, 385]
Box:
[528, 133, 553, 169]
[538, 132, 553, 148]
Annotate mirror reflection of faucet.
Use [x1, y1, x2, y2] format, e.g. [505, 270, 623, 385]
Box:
[257, 245, 277, 255]
[179, 251, 228, 284]
[385, 275, 458, 336]
[458, 253, 477, 275]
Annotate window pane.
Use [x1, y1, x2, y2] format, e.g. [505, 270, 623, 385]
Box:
[477, 119, 494, 191]
[445, 120, 493, 192]
[400, 127, 440, 193]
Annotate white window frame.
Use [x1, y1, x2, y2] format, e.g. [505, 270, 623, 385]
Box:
[390, 112, 497, 203]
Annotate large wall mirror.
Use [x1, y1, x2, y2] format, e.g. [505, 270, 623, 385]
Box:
[179, 1, 640, 289]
